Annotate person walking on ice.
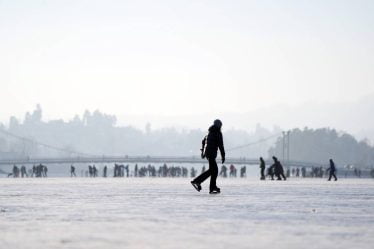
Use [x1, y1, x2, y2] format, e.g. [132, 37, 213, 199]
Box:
[70, 165, 76, 177]
[327, 159, 338, 181]
[191, 119, 225, 194]
[259, 157, 266, 180]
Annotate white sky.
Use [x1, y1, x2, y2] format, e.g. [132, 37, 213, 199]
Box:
[1, 0, 374, 126]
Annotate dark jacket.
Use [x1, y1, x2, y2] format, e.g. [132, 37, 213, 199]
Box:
[329, 161, 336, 172]
[260, 160, 265, 169]
[274, 160, 284, 174]
[205, 125, 225, 159]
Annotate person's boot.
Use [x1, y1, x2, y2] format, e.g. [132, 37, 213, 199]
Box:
[209, 187, 220, 194]
[191, 181, 202, 192]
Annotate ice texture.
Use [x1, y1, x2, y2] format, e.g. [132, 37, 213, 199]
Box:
[1, 178, 374, 249]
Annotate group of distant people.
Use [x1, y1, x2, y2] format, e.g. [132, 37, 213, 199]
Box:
[71, 163, 195, 178]
[8, 164, 48, 178]
[259, 157, 337, 181]
[219, 164, 246, 178]
[259, 156, 287, 181]
[3, 119, 364, 197]
[190, 119, 342, 194]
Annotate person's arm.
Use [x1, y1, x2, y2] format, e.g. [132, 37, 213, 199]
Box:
[219, 132, 225, 163]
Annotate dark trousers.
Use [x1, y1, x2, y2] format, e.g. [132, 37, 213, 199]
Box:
[328, 172, 337, 181]
[276, 172, 286, 180]
[260, 168, 265, 180]
[193, 157, 218, 191]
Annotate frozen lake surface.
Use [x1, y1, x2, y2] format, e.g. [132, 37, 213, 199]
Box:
[1, 178, 374, 249]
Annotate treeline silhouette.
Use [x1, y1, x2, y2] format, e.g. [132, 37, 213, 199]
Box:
[269, 127, 374, 167]
[1, 105, 374, 167]
[0, 105, 279, 158]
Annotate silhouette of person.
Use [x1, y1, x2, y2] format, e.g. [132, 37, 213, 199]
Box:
[103, 165, 107, 177]
[219, 165, 227, 178]
[327, 159, 338, 181]
[259, 157, 265, 180]
[240, 166, 246, 178]
[191, 119, 225, 194]
[88, 165, 93, 177]
[134, 164, 138, 177]
[267, 164, 275, 180]
[93, 165, 98, 177]
[272, 156, 286, 180]
[70, 165, 76, 177]
[12, 165, 18, 178]
[190, 167, 196, 178]
[21, 165, 27, 178]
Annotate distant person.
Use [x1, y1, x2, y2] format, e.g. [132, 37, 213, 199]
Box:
[191, 119, 225, 194]
[219, 165, 227, 178]
[12, 165, 19, 178]
[190, 167, 196, 178]
[70, 165, 76, 177]
[125, 165, 129, 177]
[272, 156, 286, 181]
[267, 164, 275, 180]
[134, 164, 138, 177]
[301, 167, 306, 177]
[240, 166, 246, 178]
[201, 165, 205, 174]
[93, 165, 98, 177]
[259, 157, 265, 180]
[88, 165, 93, 177]
[103, 165, 107, 177]
[21, 165, 27, 178]
[327, 159, 338, 181]
[229, 164, 237, 177]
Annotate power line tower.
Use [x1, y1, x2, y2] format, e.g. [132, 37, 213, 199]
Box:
[282, 131, 291, 166]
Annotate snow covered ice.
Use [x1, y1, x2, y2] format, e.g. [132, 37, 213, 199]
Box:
[1, 178, 374, 249]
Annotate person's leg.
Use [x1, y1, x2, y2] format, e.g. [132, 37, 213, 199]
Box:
[333, 173, 337, 181]
[328, 173, 332, 181]
[276, 173, 281, 180]
[193, 166, 211, 184]
[209, 158, 218, 191]
[281, 172, 287, 180]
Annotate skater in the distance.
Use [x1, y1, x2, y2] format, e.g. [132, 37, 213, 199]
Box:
[191, 119, 225, 194]
[272, 156, 286, 181]
[70, 165, 76, 177]
[327, 159, 338, 181]
[259, 157, 265, 180]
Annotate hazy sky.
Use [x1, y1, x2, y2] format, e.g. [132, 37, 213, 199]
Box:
[1, 0, 374, 126]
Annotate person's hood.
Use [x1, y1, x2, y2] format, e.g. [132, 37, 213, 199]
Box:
[208, 125, 220, 133]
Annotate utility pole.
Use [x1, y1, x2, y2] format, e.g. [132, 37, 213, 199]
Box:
[282, 131, 286, 163]
[22, 138, 26, 157]
[287, 130, 291, 166]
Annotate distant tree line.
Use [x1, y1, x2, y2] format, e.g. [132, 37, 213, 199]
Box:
[0, 105, 279, 158]
[2, 106, 373, 167]
[269, 127, 374, 167]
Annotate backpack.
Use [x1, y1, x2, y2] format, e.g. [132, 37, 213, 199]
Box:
[200, 135, 207, 159]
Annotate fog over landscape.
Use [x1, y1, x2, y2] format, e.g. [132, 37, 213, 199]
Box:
[2, 1, 374, 249]
[1, 0, 374, 166]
